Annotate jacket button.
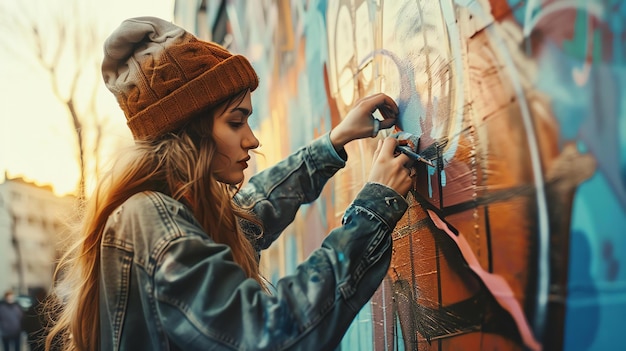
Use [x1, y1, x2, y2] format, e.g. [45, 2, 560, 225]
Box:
[384, 196, 399, 210]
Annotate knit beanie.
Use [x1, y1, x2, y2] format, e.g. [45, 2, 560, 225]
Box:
[102, 17, 259, 140]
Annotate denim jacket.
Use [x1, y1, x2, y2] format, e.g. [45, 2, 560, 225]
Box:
[99, 133, 408, 350]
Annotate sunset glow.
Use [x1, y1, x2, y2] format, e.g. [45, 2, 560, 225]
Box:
[0, 0, 175, 196]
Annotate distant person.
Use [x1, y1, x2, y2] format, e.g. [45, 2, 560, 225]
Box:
[0, 290, 23, 351]
[22, 288, 47, 351]
[45, 16, 414, 350]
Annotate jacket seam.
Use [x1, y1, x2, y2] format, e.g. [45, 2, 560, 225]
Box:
[338, 204, 392, 299]
[145, 192, 188, 274]
[113, 254, 133, 350]
[144, 192, 190, 348]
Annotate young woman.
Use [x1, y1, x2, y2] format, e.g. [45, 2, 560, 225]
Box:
[45, 17, 414, 351]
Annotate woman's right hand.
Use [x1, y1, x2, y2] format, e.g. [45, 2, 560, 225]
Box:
[368, 137, 414, 196]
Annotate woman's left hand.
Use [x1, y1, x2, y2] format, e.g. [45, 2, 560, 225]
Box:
[329, 93, 399, 150]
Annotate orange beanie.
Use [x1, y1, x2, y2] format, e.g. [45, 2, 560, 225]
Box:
[101, 17, 259, 140]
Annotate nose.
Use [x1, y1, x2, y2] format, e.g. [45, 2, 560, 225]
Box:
[243, 127, 260, 150]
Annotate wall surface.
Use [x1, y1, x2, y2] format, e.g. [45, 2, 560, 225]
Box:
[176, 0, 625, 349]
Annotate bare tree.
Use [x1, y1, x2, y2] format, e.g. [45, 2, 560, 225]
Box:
[0, 0, 110, 200]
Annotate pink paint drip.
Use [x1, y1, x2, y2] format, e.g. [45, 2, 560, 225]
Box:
[426, 210, 542, 351]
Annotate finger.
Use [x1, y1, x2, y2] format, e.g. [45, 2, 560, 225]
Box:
[363, 93, 398, 114]
[375, 94, 399, 114]
[404, 166, 413, 178]
[378, 104, 397, 117]
[378, 110, 397, 129]
[376, 99, 399, 130]
[379, 137, 399, 159]
[372, 139, 383, 162]
[384, 140, 412, 167]
[354, 93, 384, 114]
[394, 152, 411, 166]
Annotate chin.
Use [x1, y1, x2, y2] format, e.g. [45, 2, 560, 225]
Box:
[216, 173, 245, 185]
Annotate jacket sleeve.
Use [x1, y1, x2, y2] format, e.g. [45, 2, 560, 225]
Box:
[153, 183, 408, 351]
[234, 133, 346, 250]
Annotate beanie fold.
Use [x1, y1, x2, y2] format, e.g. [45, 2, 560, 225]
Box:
[126, 55, 258, 139]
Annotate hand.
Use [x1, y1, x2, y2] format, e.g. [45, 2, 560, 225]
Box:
[329, 93, 399, 150]
[368, 137, 414, 196]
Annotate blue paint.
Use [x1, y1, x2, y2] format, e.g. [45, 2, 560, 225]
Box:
[426, 166, 445, 198]
[570, 173, 626, 283]
[340, 303, 374, 350]
[302, 1, 332, 146]
[532, 12, 626, 347]
[285, 233, 298, 275]
[394, 312, 405, 351]
[566, 171, 626, 350]
[562, 229, 599, 351]
[576, 140, 588, 154]
[507, 0, 539, 27]
[428, 164, 436, 198]
[535, 43, 589, 144]
[398, 92, 425, 136]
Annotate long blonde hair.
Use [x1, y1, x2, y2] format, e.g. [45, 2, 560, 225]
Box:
[45, 92, 264, 351]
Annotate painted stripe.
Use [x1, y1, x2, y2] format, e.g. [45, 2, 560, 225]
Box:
[427, 209, 542, 351]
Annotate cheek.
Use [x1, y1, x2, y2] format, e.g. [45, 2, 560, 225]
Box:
[217, 140, 236, 158]
[211, 149, 230, 169]
[212, 139, 237, 168]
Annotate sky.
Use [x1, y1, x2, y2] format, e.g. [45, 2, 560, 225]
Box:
[0, 0, 175, 196]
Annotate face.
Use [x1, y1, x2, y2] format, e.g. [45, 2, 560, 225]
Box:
[211, 91, 260, 184]
[4, 292, 14, 303]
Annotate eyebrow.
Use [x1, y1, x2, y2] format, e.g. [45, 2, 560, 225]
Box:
[230, 107, 252, 117]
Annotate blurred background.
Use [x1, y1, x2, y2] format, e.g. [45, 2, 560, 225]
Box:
[1, 0, 625, 350]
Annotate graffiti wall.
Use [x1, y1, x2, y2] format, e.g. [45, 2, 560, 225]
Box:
[176, 0, 625, 349]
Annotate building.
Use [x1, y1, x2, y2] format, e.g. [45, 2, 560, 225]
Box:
[0, 176, 77, 296]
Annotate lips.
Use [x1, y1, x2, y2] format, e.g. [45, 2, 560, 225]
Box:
[238, 156, 250, 168]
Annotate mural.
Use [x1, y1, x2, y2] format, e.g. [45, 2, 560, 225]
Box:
[177, 0, 625, 349]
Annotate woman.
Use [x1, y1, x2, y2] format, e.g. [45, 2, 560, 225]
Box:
[45, 17, 414, 351]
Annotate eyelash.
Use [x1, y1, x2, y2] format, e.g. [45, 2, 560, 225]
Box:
[229, 122, 244, 128]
